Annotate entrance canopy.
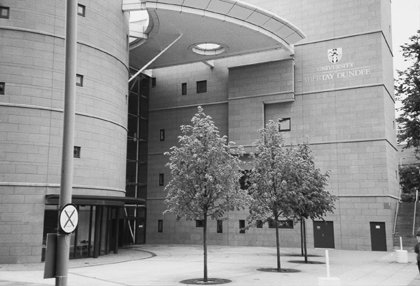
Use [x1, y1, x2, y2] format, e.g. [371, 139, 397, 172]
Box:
[124, 0, 305, 69]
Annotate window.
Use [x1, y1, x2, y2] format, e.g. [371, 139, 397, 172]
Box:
[278, 117, 291, 132]
[256, 220, 263, 228]
[160, 129, 165, 141]
[158, 220, 163, 232]
[196, 220, 204, 228]
[217, 220, 223, 233]
[239, 220, 245, 234]
[73, 146, 81, 158]
[0, 82, 4, 95]
[76, 74, 83, 87]
[77, 4, 86, 17]
[151, 77, 156, 88]
[159, 173, 164, 186]
[196, 80, 207, 93]
[0, 6, 10, 19]
[181, 83, 187, 95]
[268, 219, 293, 229]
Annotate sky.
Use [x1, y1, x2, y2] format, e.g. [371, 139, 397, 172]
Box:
[392, 0, 420, 74]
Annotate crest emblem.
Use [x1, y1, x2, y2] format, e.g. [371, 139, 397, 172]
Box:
[328, 48, 342, 64]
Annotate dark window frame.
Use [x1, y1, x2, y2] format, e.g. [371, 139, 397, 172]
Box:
[0, 6, 10, 19]
[256, 220, 263, 228]
[76, 74, 84, 87]
[196, 80, 207, 94]
[217, 220, 223, 233]
[77, 4, 86, 17]
[278, 117, 291, 132]
[158, 219, 163, 232]
[196, 220, 204, 228]
[181, 82, 187, 95]
[239, 220, 245, 234]
[73, 146, 81, 158]
[158, 173, 164, 186]
[0, 82, 5, 95]
[268, 219, 294, 229]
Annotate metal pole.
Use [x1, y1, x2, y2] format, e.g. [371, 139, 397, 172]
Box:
[56, 0, 77, 285]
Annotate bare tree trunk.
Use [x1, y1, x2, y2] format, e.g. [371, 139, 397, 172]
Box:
[303, 218, 308, 263]
[203, 212, 208, 282]
[275, 217, 281, 271]
[300, 218, 304, 256]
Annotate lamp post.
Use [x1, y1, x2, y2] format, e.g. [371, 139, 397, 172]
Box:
[56, 0, 77, 285]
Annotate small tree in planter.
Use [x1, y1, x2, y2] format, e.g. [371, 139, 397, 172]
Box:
[291, 144, 335, 263]
[164, 106, 249, 283]
[247, 121, 301, 272]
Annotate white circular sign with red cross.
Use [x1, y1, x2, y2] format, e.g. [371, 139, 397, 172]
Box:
[59, 204, 79, 234]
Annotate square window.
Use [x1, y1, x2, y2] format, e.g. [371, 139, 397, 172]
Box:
[256, 220, 263, 228]
[73, 146, 81, 158]
[159, 173, 164, 186]
[196, 80, 207, 93]
[217, 220, 223, 233]
[158, 219, 163, 232]
[76, 74, 84, 87]
[151, 77, 156, 88]
[196, 220, 204, 228]
[278, 118, 291, 132]
[181, 82, 187, 95]
[0, 6, 10, 19]
[77, 4, 86, 17]
[0, 82, 5, 95]
[239, 220, 245, 234]
[160, 129, 165, 141]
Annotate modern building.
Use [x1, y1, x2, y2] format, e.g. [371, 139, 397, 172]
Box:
[0, 0, 397, 264]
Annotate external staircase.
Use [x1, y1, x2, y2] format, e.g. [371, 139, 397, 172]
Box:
[393, 201, 420, 250]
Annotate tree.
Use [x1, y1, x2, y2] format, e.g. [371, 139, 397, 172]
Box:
[396, 30, 420, 158]
[290, 144, 335, 263]
[399, 164, 420, 202]
[164, 106, 249, 283]
[247, 121, 302, 272]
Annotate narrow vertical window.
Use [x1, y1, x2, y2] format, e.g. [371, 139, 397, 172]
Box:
[152, 77, 156, 88]
[0, 82, 5, 95]
[73, 146, 81, 158]
[0, 6, 10, 19]
[217, 220, 223, 233]
[159, 173, 164, 186]
[160, 129, 165, 141]
[77, 4, 86, 17]
[181, 82, 187, 95]
[278, 117, 291, 132]
[239, 220, 245, 234]
[256, 220, 263, 228]
[196, 80, 207, 93]
[76, 74, 84, 87]
[158, 220, 163, 232]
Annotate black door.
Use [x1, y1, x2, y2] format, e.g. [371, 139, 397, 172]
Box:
[370, 222, 387, 251]
[313, 221, 335, 248]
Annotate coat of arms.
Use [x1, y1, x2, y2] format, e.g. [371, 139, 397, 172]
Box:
[328, 48, 342, 64]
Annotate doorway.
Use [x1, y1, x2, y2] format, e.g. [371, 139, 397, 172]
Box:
[313, 221, 335, 248]
[370, 222, 387, 251]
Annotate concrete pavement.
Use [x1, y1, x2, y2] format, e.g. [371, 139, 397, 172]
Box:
[0, 245, 418, 286]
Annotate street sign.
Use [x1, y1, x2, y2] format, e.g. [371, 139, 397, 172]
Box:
[59, 204, 78, 234]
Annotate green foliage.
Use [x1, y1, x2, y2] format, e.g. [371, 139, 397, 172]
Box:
[164, 106, 249, 220]
[247, 121, 335, 225]
[396, 30, 420, 158]
[399, 165, 420, 202]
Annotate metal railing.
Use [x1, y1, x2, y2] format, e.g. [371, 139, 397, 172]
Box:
[413, 190, 419, 236]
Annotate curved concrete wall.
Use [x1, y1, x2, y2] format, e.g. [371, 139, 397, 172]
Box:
[0, 0, 129, 263]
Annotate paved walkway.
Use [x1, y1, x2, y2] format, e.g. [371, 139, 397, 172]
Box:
[0, 245, 418, 286]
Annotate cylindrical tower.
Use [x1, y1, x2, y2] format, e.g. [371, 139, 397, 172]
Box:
[0, 0, 129, 263]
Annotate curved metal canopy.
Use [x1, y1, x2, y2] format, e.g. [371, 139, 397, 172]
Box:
[125, 0, 305, 69]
